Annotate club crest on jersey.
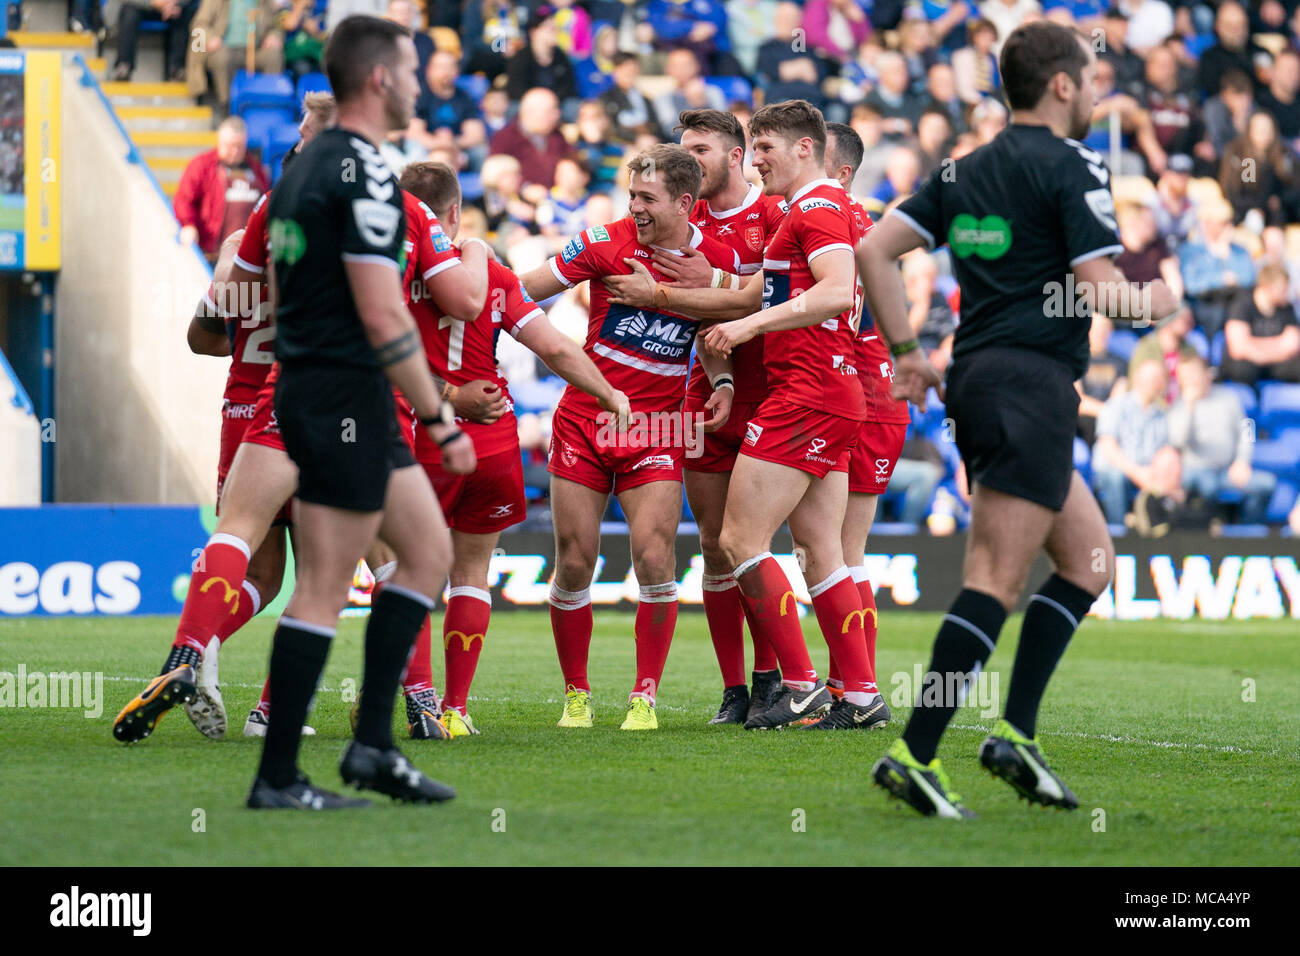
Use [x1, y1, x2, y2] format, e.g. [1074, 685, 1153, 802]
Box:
[559, 440, 579, 468]
[744, 422, 763, 446]
[587, 225, 610, 243]
[745, 225, 764, 251]
[799, 197, 840, 213]
[831, 354, 859, 375]
[561, 235, 586, 263]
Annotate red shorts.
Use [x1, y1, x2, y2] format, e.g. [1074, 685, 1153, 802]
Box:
[683, 387, 765, 474]
[739, 397, 861, 478]
[548, 407, 683, 495]
[848, 421, 909, 495]
[422, 447, 526, 533]
[217, 399, 258, 500]
[223, 389, 292, 525]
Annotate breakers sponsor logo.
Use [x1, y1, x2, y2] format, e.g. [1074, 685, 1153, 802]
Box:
[50, 886, 151, 936]
[631, 453, 675, 471]
[595, 410, 705, 457]
[612, 310, 695, 358]
[444, 630, 485, 650]
[0, 561, 141, 615]
[744, 422, 763, 446]
[798, 197, 840, 213]
[199, 576, 241, 616]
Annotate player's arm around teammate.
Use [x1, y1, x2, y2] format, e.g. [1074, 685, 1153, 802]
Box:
[188, 230, 243, 356]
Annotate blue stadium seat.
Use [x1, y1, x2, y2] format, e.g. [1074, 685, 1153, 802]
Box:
[230, 71, 296, 117]
[266, 124, 302, 184]
[1108, 328, 1139, 361]
[459, 170, 483, 202]
[704, 76, 754, 106]
[1073, 435, 1092, 484]
[242, 106, 297, 157]
[1221, 380, 1257, 419]
[1210, 330, 1225, 366]
[295, 71, 331, 109]
[1266, 479, 1298, 524]
[1249, 428, 1300, 476]
[1186, 328, 1209, 359]
[455, 74, 489, 101]
[1259, 382, 1300, 434]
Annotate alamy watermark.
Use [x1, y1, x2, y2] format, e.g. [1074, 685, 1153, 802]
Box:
[0, 665, 104, 718]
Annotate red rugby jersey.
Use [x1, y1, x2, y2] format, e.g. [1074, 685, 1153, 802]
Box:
[548, 217, 739, 417]
[847, 197, 910, 425]
[215, 193, 274, 405]
[413, 259, 542, 464]
[760, 179, 866, 421]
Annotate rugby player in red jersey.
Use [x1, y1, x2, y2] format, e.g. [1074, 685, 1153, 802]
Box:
[518, 143, 740, 731]
[604, 109, 787, 725]
[397, 161, 628, 737]
[112, 96, 495, 744]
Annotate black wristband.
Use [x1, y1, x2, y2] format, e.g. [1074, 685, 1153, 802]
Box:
[710, 374, 735, 390]
[437, 428, 464, 448]
[889, 338, 920, 358]
[419, 401, 457, 428]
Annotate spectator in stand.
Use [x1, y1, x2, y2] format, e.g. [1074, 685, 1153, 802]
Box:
[849, 103, 893, 197]
[889, 435, 947, 526]
[916, 106, 955, 178]
[573, 100, 625, 194]
[1197, 1, 1268, 97]
[537, 155, 593, 252]
[924, 61, 967, 132]
[173, 116, 269, 259]
[1261, 225, 1300, 292]
[1085, 55, 1168, 176]
[1220, 110, 1298, 226]
[506, 6, 578, 103]
[1093, 357, 1179, 525]
[1147, 153, 1199, 249]
[1077, 315, 1128, 445]
[1116, 202, 1184, 301]
[1205, 69, 1258, 156]
[550, 0, 593, 58]
[1221, 262, 1300, 384]
[379, 127, 427, 176]
[643, 0, 742, 75]
[902, 249, 957, 354]
[1094, 8, 1145, 98]
[1179, 197, 1256, 335]
[867, 145, 922, 217]
[408, 50, 487, 157]
[951, 18, 1001, 105]
[480, 87, 511, 139]
[840, 34, 884, 104]
[653, 49, 728, 139]
[897, 16, 941, 90]
[1129, 306, 1198, 404]
[979, 0, 1039, 56]
[1143, 43, 1208, 160]
[114, 0, 197, 82]
[915, 0, 973, 52]
[385, 0, 435, 90]
[805, 0, 872, 65]
[866, 50, 927, 139]
[1168, 352, 1278, 523]
[601, 52, 668, 143]
[756, 3, 829, 111]
[462, 0, 526, 79]
[489, 87, 575, 191]
[185, 0, 284, 110]
[727, 0, 780, 77]
[478, 153, 540, 238]
[280, 0, 327, 80]
[970, 95, 1007, 144]
[1258, 48, 1300, 143]
[1122, 0, 1175, 54]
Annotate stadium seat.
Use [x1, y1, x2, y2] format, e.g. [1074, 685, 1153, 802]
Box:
[1221, 380, 1257, 419]
[230, 71, 296, 117]
[241, 106, 297, 159]
[1108, 327, 1139, 360]
[295, 72, 331, 109]
[704, 75, 754, 107]
[1209, 330, 1226, 366]
[1248, 428, 1300, 476]
[266, 124, 302, 184]
[1266, 479, 1298, 524]
[1186, 328, 1209, 358]
[1183, 33, 1217, 59]
[455, 74, 489, 101]
[1073, 435, 1092, 484]
[459, 170, 483, 202]
[1259, 383, 1300, 434]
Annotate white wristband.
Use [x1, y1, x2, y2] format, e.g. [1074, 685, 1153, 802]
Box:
[710, 268, 725, 289]
[710, 373, 735, 391]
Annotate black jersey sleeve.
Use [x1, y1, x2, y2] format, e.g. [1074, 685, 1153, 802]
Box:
[893, 164, 944, 251]
[1057, 140, 1124, 267]
[337, 136, 405, 270]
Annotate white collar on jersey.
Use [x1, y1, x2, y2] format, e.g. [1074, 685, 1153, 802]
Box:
[651, 221, 704, 255]
[788, 177, 845, 205]
[706, 183, 761, 220]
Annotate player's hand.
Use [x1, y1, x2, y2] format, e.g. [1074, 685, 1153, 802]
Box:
[435, 428, 477, 475]
[651, 244, 713, 288]
[703, 386, 732, 432]
[702, 316, 758, 359]
[452, 379, 508, 424]
[598, 388, 632, 432]
[890, 348, 942, 409]
[604, 258, 657, 308]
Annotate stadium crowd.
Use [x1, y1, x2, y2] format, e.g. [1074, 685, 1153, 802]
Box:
[83, 0, 1300, 532]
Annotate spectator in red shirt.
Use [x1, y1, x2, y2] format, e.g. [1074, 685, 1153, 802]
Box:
[487, 87, 574, 191]
[173, 116, 270, 259]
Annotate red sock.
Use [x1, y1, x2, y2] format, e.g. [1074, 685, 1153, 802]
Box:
[733, 553, 815, 683]
[633, 582, 678, 703]
[549, 584, 593, 692]
[442, 586, 491, 713]
[702, 573, 746, 687]
[827, 648, 842, 688]
[174, 534, 253, 653]
[750, 611, 779, 673]
[402, 614, 435, 694]
[215, 580, 260, 643]
[255, 677, 271, 714]
[809, 567, 876, 697]
[852, 566, 880, 680]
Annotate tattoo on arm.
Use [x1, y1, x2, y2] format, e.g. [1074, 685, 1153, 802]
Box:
[375, 329, 421, 366]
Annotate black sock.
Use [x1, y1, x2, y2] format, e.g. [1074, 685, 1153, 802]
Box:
[1003, 574, 1095, 738]
[903, 588, 1007, 765]
[161, 644, 200, 675]
[354, 585, 432, 750]
[257, 618, 332, 789]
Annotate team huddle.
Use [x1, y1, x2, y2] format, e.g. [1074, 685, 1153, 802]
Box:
[111, 16, 1167, 819]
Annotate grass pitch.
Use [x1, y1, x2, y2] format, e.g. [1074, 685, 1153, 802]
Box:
[2, 612, 1297, 866]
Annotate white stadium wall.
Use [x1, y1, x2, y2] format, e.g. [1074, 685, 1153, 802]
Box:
[55, 65, 225, 504]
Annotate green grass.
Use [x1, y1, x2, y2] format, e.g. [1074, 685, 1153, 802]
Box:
[2, 612, 1298, 866]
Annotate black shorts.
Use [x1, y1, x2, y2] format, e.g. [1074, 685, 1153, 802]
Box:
[945, 346, 1079, 511]
[275, 363, 415, 512]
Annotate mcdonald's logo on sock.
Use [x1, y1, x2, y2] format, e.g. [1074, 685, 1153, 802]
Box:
[198, 577, 240, 615]
[444, 630, 485, 651]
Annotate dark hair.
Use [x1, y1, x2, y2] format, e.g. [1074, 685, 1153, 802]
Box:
[825, 121, 864, 178]
[324, 15, 411, 104]
[399, 161, 461, 218]
[676, 108, 746, 153]
[749, 99, 827, 163]
[1219, 69, 1252, 94]
[611, 51, 639, 68]
[626, 143, 702, 203]
[999, 21, 1089, 112]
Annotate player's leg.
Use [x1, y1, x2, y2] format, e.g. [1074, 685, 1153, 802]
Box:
[837, 491, 880, 695]
[979, 472, 1112, 809]
[615, 479, 683, 730]
[438, 528, 499, 736]
[549, 475, 606, 727]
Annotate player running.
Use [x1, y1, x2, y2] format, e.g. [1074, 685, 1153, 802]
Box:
[397, 159, 629, 737]
[858, 22, 1180, 817]
[518, 143, 740, 731]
